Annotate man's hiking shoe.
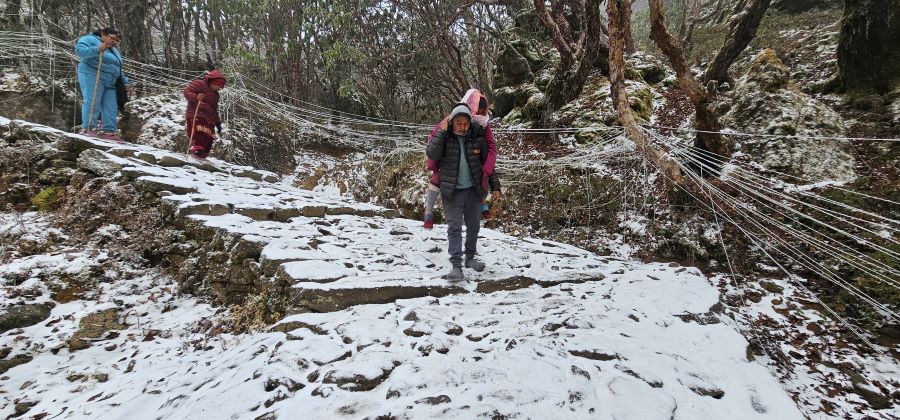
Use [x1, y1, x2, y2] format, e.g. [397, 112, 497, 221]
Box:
[446, 266, 464, 281]
[81, 129, 98, 138]
[465, 257, 486, 272]
[424, 213, 434, 230]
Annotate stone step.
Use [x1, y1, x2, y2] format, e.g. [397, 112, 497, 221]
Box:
[9, 119, 616, 313]
[287, 273, 605, 313]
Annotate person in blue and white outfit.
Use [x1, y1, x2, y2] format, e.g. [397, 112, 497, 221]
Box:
[75, 26, 132, 141]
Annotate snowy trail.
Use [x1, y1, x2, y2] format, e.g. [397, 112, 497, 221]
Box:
[0, 117, 807, 418]
[1, 252, 803, 419]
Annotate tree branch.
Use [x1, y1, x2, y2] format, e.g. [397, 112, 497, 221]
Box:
[649, 0, 708, 104]
[609, 0, 684, 185]
[533, 0, 575, 68]
[649, 0, 729, 163]
[702, 0, 771, 85]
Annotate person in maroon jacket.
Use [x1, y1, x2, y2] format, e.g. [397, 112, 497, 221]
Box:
[184, 69, 226, 159]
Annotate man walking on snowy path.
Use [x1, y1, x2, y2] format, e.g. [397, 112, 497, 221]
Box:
[426, 102, 502, 281]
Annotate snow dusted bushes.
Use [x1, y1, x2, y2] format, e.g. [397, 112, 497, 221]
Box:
[223, 289, 286, 334]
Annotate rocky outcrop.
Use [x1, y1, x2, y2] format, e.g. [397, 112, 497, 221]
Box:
[0, 72, 78, 131]
[68, 308, 126, 351]
[722, 49, 856, 182]
[0, 303, 54, 333]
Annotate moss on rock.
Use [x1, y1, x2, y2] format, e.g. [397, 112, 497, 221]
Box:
[31, 186, 63, 211]
[746, 48, 791, 91]
[723, 49, 856, 182]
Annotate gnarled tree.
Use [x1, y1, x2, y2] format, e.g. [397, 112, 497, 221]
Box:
[649, 0, 770, 165]
[702, 0, 771, 86]
[532, 0, 609, 109]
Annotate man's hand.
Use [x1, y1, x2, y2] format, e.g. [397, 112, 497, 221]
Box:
[491, 191, 502, 201]
[99, 43, 109, 53]
[196, 93, 205, 102]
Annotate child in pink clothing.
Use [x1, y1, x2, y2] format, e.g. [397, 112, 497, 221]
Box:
[424, 89, 497, 229]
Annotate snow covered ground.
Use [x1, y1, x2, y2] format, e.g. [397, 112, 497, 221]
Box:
[0, 117, 895, 419]
[0, 212, 803, 419]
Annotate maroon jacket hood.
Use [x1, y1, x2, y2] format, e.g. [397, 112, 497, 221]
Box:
[205, 69, 225, 83]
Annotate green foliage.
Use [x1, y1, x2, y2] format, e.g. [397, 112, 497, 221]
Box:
[222, 45, 268, 75]
[685, 23, 729, 64]
[31, 186, 62, 211]
[323, 41, 361, 72]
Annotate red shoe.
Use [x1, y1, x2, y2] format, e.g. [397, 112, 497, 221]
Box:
[99, 132, 124, 142]
[190, 146, 209, 160]
[424, 213, 434, 229]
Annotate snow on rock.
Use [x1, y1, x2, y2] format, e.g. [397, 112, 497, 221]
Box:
[722, 49, 856, 183]
[123, 94, 188, 151]
[717, 274, 900, 418]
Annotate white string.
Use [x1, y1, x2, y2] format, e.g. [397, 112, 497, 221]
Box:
[655, 145, 887, 353]
[663, 136, 900, 317]
[645, 123, 900, 142]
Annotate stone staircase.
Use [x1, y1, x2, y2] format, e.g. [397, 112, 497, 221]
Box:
[2, 118, 610, 313]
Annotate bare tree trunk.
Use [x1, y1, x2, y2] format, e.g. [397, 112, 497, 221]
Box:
[114, 1, 151, 63]
[181, 4, 190, 68]
[679, 0, 701, 44]
[837, 0, 900, 94]
[536, 0, 609, 110]
[649, 0, 729, 165]
[163, 5, 176, 68]
[702, 0, 771, 86]
[209, 0, 224, 63]
[569, 0, 605, 97]
[678, 0, 690, 40]
[192, 1, 202, 70]
[533, 0, 574, 69]
[609, 0, 684, 185]
[622, 0, 635, 54]
[465, 9, 488, 91]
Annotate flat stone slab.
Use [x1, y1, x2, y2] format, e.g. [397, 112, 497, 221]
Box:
[291, 283, 468, 313]
[76, 148, 126, 177]
[0, 303, 54, 334]
[135, 176, 199, 195]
